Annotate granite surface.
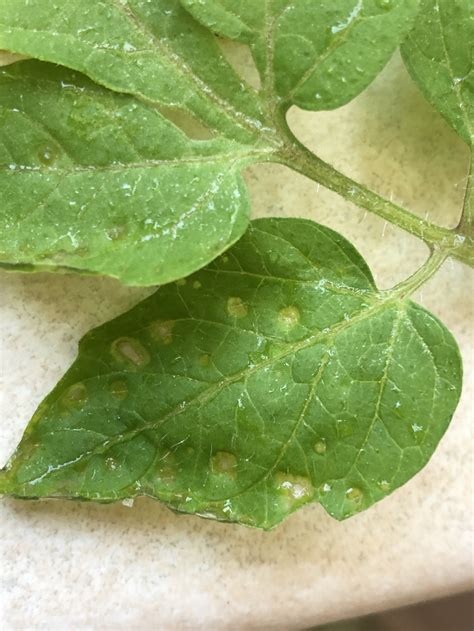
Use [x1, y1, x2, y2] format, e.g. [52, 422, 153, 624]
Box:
[0, 54, 472, 630]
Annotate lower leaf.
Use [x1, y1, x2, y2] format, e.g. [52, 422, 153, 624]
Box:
[0, 219, 462, 529]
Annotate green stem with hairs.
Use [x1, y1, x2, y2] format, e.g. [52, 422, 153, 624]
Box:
[273, 119, 473, 269]
[388, 249, 449, 300]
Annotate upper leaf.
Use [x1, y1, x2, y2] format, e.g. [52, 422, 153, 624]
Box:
[0, 218, 462, 529]
[0, 61, 262, 285]
[0, 1, 284, 284]
[0, 0, 266, 141]
[181, 0, 421, 111]
[0, 0, 422, 284]
[401, 0, 473, 144]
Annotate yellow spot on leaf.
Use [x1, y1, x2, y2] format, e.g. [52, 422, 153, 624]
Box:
[278, 305, 300, 328]
[227, 297, 248, 318]
[211, 451, 237, 478]
[109, 380, 128, 400]
[62, 383, 87, 408]
[313, 440, 327, 455]
[111, 337, 150, 367]
[199, 354, 210, 367]
[150, 320, 174, 345]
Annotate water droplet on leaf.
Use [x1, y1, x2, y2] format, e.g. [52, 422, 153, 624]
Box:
[411, 423, 424, 443]
[38, 146, 58, 165]
[106, 225, 127, 241]
[345, 486, 363, 503]
[275, 472, 313, 504]
[376, 0, 393, 9]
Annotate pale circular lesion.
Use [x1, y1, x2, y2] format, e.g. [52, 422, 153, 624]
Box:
[0, 50, 29, 67]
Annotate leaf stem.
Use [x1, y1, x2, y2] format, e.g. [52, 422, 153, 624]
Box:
[275, 124, 473, 268]
[387, 249, 448, 300]
[457, 155, 472, 237]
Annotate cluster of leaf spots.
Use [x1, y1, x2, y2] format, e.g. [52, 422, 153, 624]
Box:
[0, 0, 471, 527]
[0, 220, 462, 528]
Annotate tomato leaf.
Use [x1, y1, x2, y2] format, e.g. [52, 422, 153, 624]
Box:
[0, 219, 462, 529]
[0, 0, 266, 140]
[401, 0, 473, 144]
[0, 61, 261, 286]
[0, 0, 421, 284]
[181, 0, 421, 110]
[0, 1, 274, 284]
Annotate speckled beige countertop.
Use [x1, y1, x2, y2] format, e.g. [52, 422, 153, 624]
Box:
[1, 55, 472, 630]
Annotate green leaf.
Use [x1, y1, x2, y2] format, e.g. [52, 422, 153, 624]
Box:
[0, 0, 423, 283]
[0, 1, 277, 284]
[0, 218, 462, 529]
[181, 0, 421, 110]
[0, 61, 264, 286]
[0, 0, 266, 141]
[401, 0, 474, 144]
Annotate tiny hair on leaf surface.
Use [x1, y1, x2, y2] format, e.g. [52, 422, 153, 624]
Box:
[400, 0, 473, 257]
[0, 0, 267, 139]
[0, 219, 462, 529]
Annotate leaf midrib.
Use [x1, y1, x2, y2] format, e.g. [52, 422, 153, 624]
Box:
[0, 149, 272, 175]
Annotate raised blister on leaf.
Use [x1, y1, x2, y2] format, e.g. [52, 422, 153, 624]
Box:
[0, 219, 462, 529]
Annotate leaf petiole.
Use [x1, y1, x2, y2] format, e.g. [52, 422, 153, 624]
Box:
[275, 123, 473, 268]
[387, 249, 449, 301]
[458, 156, 472, 237]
